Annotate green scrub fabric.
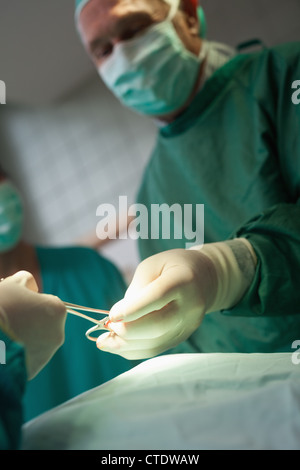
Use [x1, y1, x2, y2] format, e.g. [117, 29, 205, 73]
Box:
[0, 330, 26, 450]
[23, 246, 130, 422]
[137, 42, 300, 354]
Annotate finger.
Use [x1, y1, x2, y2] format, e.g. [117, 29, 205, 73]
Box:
[108, 301, 181, 340]
[39, 294, 67, 318]
[23, 290, 67, 322]
[96, 331, 173, 359]
[109, 266, 184, 323]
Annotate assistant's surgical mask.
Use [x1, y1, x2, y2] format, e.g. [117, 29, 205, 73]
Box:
[0, 180, 24, 253]
[98, 0, 203, 116]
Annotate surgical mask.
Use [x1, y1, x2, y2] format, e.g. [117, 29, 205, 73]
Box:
[98, 1, 202, 116]
[199, 40, 236, 85]
[0, 180, 24, 253]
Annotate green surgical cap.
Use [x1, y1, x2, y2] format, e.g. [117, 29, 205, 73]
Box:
[75, 0, 91, 22]
[75, 0, 181, 22]
[74, 0, 206, 38]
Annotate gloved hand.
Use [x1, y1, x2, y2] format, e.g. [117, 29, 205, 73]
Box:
[0, 271, 67, 379]
[97, 238, 257, 360]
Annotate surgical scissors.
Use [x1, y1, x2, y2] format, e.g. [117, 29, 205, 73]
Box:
[64, 301, 111, 342]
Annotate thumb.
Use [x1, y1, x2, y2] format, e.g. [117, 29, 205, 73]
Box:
[5, 271, 39, 293]
[109, 269, 178, 323]
[124, 253, 165, 300]
[109, 257, 159, 321]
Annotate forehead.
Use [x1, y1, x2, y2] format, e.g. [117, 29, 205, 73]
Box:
[78, 0, 166, 42]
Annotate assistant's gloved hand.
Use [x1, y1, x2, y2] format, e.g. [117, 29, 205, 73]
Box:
[0, 271, 67, 379]
[97, 238, 257, 360]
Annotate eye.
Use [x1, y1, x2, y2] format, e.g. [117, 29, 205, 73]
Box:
[93, 43, 113, 60]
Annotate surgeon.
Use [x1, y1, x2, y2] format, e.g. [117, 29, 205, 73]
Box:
[75, 0, 300, 359]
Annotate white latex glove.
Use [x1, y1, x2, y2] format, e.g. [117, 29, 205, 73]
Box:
[0, 271, 67, 379]
[97, 238, 257, 360]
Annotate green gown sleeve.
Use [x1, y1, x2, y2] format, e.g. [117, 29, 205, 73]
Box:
[0, 329, 27, 450]
[225, 44, 300, 318]
[228, 203, 300, 317]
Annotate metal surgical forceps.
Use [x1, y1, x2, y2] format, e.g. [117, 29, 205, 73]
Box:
[64, 301, 111, 342]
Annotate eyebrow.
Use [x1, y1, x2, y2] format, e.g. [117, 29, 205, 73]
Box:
[89, 11, 153, 52]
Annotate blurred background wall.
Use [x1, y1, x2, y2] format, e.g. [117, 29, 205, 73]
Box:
[0, 0, 299, 280]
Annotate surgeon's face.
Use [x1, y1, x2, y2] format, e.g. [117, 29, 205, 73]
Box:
[78, 0, 201, 68]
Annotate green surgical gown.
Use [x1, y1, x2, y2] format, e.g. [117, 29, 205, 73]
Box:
[23, 246, 129, 422]
[137, 42, 300, 354]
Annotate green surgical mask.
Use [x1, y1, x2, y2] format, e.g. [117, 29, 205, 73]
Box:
[0, 180, 24, 253]
[98, 1, 202, 116]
